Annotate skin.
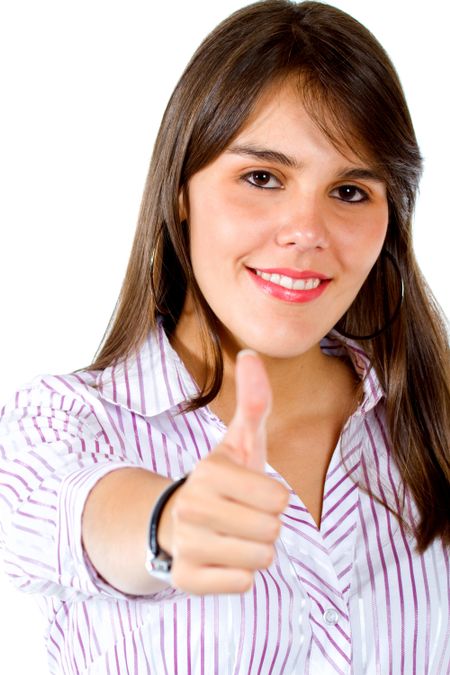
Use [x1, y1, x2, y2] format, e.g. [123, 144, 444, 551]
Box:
[163, 79, 389, 592]
[83, 80, 390, 596]
[175, 79, 388, 410]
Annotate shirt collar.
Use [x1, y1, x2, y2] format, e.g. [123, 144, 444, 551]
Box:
[96, 323, 384, 418]
[96, 320, 199, 417]
[322, 330, 385, 415]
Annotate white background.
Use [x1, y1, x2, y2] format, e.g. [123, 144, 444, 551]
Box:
[0, 1, 448, 672]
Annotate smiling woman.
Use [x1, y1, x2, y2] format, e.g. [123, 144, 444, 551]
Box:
[0, 1, 449, 674]
[177, 80, 390, 361]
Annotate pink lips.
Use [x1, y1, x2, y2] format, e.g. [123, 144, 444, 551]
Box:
[247, 267, 331, 303]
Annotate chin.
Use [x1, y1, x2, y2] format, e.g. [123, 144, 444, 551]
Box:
[227, 323, 327, 359]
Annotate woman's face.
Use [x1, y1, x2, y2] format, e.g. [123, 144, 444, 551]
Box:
[182, 81, 389, 358]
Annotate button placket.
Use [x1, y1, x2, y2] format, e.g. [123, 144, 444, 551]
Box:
[323, 607, 339, 625]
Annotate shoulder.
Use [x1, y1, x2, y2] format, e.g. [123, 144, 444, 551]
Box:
[0, 369, 111, 448]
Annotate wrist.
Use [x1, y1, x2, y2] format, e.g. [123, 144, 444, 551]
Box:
[145, 475, 188, 580]
[157, 489, 179, 556]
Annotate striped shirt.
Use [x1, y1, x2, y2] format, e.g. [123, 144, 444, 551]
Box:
[0, 321, 448, 674]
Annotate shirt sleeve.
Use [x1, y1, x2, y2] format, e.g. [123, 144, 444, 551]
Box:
[0, 373, 146, 602]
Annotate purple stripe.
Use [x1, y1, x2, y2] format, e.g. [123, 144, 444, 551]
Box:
[289, 557, 345, 601]
[117, 602, 132, 675]
[282, 511, 317, 530]
[372, 407, 407, 672]
[145, 420, 158, 473]
[135, 348, 147, 414]
[173, 603, 178, 674]
[364, 420, 395, 671]
[159, 603, 169, 675]
[158, 326, 175, 407]
[187, 597, 192, 675]
[285, 502, 309, 513]
[298, 579, 343, 616]
[213, 595, 219, 675]
[14, 553, 54, 571]
[247, 583, 258, 675]
[29, 448, 57, 473]
[130, 412, 144, 461]
[281, 522, 329, 553]
[175, 370, 202, 460]
[326, 440, 361, 480]
[82, 601, 98, 661]
[200, 596, 205, 675]
[321, 502, 358, 539]
[123, 357, 132, 411]
[337, 562, 352, 580]
[323, 459, 359, 500]
[321, 483, 358, 522]
[418, 554, 431, 674]
[310, 615, 351, 664]
[8, 458, 44, 483]
[161, 434, 171, 476]
[256, 571, 270, 674]
[265, 568, 283, 674]
[327, 522, 357, 552]
[232, 595, 246, 675]
[273, 560, 294, 675]
[0, 476, 23, 498]
[76, 607, 88, 670]
[131, 630, 140, 675]
[435, 543, 450, 673]
[193, 409, 213, 452]
[114, 400, 126, 436]
[310, 633, 347, 675]
[357, 490, 382, 670]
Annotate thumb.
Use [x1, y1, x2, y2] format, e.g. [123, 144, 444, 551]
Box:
[221, 349, 272, 472]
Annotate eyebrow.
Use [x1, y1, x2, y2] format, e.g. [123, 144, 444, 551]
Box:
[227, 144, 300, 169]
[226, 144, 386, 184]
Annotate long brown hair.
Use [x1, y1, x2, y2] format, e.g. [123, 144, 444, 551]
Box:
[88, 0, 450, 552]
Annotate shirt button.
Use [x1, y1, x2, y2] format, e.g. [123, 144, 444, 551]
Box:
[323, 608, 339, 625]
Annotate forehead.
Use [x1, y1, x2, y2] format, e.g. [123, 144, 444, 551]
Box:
[230, 76, 373, 167]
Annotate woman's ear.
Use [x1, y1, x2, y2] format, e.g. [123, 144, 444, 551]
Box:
[178, 189, 187, 222]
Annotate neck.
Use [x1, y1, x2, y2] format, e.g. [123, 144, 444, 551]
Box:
[170, 307, 360, 429]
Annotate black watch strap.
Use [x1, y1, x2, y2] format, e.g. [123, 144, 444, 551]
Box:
[145, 475, 188, 579]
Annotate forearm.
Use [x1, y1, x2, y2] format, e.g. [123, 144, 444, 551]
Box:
[82, 467, 174, 595]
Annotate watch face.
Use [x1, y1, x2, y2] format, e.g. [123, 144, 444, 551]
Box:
[145, 549, 172, 582]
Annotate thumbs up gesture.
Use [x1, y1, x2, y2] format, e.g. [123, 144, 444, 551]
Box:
[161, 350, 290, 595]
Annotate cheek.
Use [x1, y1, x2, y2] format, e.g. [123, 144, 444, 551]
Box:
[336, 207, 388, 277]
[189, 189, 270, 261]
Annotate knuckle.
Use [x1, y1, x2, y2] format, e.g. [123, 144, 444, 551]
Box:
[174, 535, 195, 559]
[193, 455, 222, 481]
[173, 496, 198, 523]
[170, 564, 188, 590]
[273, 484, 290, 511]
[261, 545, 275, 568]
[239, 571, 254, 592]
[267, 517, 281, 540]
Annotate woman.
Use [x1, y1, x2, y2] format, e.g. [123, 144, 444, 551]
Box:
[1, 1, 449, 673]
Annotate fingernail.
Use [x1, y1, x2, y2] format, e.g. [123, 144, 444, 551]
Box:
[237, 349, 258, 359]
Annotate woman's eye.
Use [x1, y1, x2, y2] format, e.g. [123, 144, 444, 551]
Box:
[243, 171, 282, 189]
[332, 185, 369, 203]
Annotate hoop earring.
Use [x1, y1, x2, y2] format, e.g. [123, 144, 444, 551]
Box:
[150, 228, 167, 315]
[335, 250, 404, 341]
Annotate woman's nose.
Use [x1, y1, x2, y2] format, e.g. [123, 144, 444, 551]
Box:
[274, 194, 329, 251]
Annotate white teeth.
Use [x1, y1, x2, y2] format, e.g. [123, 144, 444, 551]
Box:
[255, 270, 321, 290]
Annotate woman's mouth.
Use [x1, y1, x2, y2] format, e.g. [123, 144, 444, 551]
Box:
[247, 267, 331, 303]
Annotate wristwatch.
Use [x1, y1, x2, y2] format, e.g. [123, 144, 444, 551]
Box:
[145, 476, 188, 582]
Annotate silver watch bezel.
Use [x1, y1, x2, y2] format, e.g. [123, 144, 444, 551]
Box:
[145, 548, 172, 582]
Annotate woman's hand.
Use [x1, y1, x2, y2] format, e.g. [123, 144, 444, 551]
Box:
[158, 350, 290, 595]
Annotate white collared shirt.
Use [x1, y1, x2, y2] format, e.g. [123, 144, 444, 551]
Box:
[0, 322, 448, 674]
